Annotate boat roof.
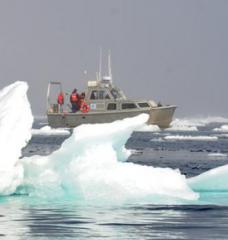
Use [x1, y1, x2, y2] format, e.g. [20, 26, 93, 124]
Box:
[86, 78, 127, 100]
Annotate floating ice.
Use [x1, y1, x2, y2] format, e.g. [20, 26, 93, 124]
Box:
[137, 124, 160, 132]
[0, 81, 33, 195]
[167, 119, 198, 131]
[186, 116, 228, 126]
[32, 126, 70, 136]
[188, 165, 228, 192]
[213, 125, 228, 132]
[208, 153, 227, 158]
[34, 116, 48, 126]
[168, 117, 228, 132]
[164, 135, 218, 141]
[20, 114, 198, 204]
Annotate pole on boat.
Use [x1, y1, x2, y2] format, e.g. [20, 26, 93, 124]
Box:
[99, 47, 102, 82]
[46, 82, 51, 112]
[108, 50, 112, 83]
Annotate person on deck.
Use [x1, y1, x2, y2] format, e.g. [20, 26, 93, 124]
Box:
[70, 89, 79, 112]
[57, 92, 64, 112]
[79, 92, 86, 107]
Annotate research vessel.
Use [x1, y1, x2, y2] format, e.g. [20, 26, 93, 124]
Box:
[47, 56, 176, 129]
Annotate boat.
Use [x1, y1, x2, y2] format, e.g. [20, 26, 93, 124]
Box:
[46, 54, 176, 129]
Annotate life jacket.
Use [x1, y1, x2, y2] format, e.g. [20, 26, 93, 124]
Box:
[57, 94, 64, 104]
[70, 93, 78, 103]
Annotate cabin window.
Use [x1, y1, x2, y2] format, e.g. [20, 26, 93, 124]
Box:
[90, 91, 97, 99]
[122, 103, 137, 109]
[107, 103, 117, 110]
[90, 90, 110, 100]
[104, 91, 110, 99]
[138, 102, 150, 108]
[111, 89, 121, 99]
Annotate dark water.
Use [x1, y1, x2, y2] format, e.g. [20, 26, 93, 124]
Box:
[1, 118, 228, 239]
[1, 201, 228, 240]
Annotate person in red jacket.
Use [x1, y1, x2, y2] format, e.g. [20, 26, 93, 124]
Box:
[70, 89, 79, 112]
[57, 92, 64, 112]
[79, 92, 86, 107]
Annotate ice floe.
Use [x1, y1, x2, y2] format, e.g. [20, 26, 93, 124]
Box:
[32, 126, 70, 136]
[164, 135, 218, 141]
[213, 125, 228, 132]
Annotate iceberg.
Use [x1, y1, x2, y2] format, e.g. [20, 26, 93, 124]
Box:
[0, 81, 33, 195]
[21, 114, 198, 204]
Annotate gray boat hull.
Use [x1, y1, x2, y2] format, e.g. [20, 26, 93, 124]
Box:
[47, 105, 176, 129]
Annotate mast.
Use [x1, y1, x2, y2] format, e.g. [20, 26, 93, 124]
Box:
[99, 47, 102, 81]
[108, 50, 112, 83]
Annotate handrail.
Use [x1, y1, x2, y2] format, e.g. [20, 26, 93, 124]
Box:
[46, 81, 63, 112]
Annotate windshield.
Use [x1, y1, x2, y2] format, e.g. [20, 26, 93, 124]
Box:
[111, 88, 125, 99]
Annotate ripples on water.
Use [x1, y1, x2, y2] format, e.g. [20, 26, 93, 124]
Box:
[1, 200, 228, 240]
[1, 119, 228, 239]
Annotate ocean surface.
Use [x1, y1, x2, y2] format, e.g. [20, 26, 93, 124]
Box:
[1, 117, 228, 239]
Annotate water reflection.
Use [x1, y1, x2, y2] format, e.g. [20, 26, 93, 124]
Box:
[1, 198, 228, 239]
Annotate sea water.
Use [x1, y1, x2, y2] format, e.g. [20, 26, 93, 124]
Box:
[0, 82, 228, 239]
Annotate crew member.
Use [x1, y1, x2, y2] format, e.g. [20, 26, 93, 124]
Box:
[79, 92, 86, 107]
[70, 89, 79, 112]
[57, 91, 64, 112]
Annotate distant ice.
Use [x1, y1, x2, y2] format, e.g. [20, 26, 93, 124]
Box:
[32, 126, 70, 136]
[167, 119, 198, 131]
[168, 117, 228, 132]
[213, 125, 228, 132]
[184, 116, 228, 126]
[208, 153, 227, 158]
[164, 135, 218, 141]
[137, 124, 160, 132]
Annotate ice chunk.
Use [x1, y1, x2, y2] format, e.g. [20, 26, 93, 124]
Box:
[213, 125, 228, 132]
[188, 165, 228, 192]
[21, 114, 198, 204]
[32, 126, 70, 136]
[0, 81, 33, 195]
[137, 124, 160, 132]
[167, 119, 198, 131]
[208, 153, 227, 158]
[164, 135, 218, 141]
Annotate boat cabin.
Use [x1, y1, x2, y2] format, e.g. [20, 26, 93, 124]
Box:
[47, 78, 153, 114]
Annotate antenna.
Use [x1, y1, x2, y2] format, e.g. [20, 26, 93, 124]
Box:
[99, 47, 102, 81]
[96, 72, 99, 81]
[108, 50, 112, 82]
[83, 70, 87, 83]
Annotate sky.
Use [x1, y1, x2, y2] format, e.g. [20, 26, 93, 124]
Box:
[0, 0, 227, 117]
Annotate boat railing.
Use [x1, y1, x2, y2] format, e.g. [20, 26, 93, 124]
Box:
[47, 81, 63, 113]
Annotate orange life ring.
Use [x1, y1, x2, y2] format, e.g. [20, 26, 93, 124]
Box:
[80, 102, 90, 113]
